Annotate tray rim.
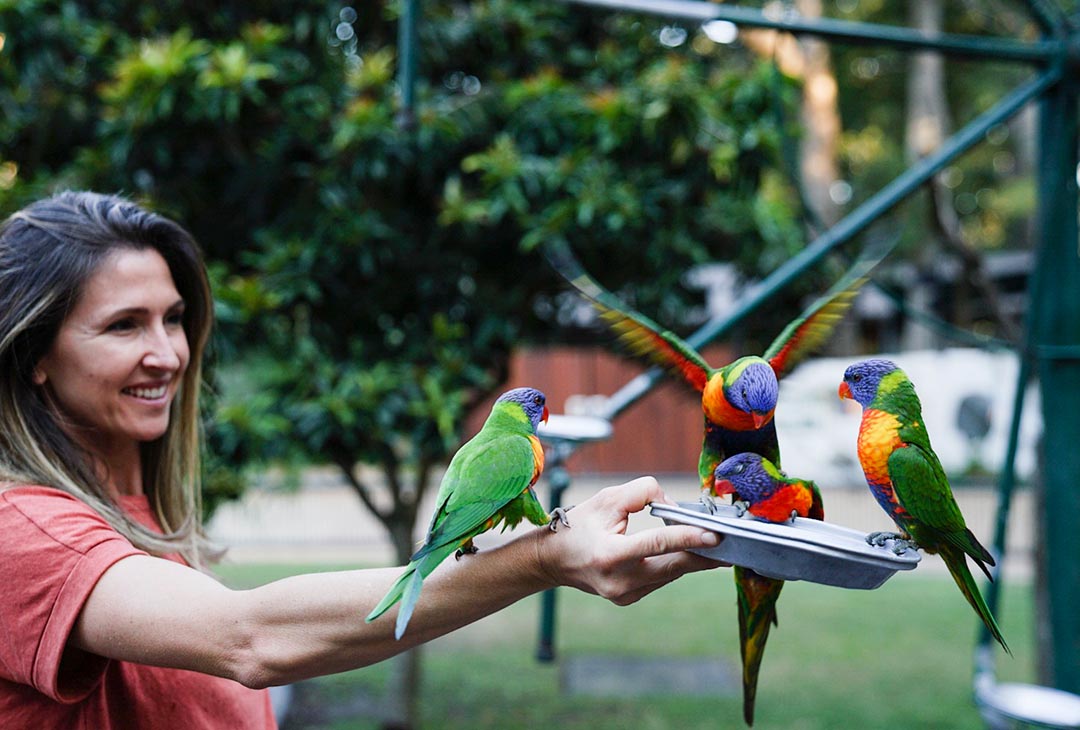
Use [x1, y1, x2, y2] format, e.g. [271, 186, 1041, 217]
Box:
[650, 501, 921, 573]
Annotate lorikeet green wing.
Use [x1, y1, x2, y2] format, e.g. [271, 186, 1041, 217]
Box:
[544, 239, 712, 392]
[763, 252, 881, 380]
[365, 387, 551, 640]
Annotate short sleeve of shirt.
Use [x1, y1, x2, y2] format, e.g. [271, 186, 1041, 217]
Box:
[0, 487, 147, 703]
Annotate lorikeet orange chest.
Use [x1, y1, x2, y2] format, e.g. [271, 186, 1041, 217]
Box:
[749, 483, 816, 523]
[527, 433, 545, 487]
[855, 408, 911, 526]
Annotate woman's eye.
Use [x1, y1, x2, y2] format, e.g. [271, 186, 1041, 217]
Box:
[106, 318, 135, 332]
[166, 311, 185, 327]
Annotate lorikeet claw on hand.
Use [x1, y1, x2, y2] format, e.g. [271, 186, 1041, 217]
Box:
[733, 500, 750, 518]
[548, 506, 573, 532]
[454, 542, 479, 560]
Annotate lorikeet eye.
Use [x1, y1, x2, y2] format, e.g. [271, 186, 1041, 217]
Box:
[852, 373, 862, 383]
[533, 395, 544, 406]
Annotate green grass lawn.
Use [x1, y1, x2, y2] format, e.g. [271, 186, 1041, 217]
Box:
[214, 562, 1033, 729]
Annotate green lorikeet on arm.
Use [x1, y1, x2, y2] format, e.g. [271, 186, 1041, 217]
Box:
[839, 359, 1008, 654]
[365, 387, 566, 640]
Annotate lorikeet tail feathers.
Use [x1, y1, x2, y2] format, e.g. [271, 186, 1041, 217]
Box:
[394, 569, 425, 641]
[735, 567, 783, 727]
[365, 564, 416, 625]
[366, 543, 455, 639]
[939, 543, 1010, 655]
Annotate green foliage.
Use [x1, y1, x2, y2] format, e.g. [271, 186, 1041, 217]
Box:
[2, 0, 1039, 529]
[829, 4, 1036, 255]
[2, 1, 803, 528]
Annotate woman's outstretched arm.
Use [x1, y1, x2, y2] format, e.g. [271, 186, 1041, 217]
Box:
[71, 476, 722, 687]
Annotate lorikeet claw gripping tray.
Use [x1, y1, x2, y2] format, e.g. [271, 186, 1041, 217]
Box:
[651, 502, 920, 590]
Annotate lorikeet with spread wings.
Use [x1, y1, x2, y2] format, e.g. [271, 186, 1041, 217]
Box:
[546, 241, 876, 493]
[712, 452, 825, 725]
[839, 359, 1008, 653]
[547, 243, 877, 726]
[366, 387, 565, 640]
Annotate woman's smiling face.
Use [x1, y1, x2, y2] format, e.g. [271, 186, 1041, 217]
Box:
[34, 246, 190, 461]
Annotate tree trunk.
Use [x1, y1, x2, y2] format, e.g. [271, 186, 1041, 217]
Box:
[382, 517, 422, 730]
[795, 0, 842, 230]
[739, 0, 843, 230]
[906, 0, 949, 163]
[906, 0, 1021, 343]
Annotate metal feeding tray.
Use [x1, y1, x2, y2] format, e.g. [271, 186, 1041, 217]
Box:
[650, 501, 920, 590]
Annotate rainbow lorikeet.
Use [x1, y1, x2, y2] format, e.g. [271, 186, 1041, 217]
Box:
[546, 241, 874, 493]
[548, 247, 874, 726]
[712, 452, 824, 726]
[365, 387, 565, 640]
[713, 452, 824, 523]
[839, 359, 1008, 653]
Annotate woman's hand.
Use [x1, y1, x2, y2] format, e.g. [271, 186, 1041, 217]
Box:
[534, 476, 725, 606]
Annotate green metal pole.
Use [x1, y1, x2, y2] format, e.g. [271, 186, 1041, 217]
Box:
[562, 0, 1062, 65]
[395, 0, 419, 129]
[1033, 63, 1080, 693]
[536, 450, 571, 662]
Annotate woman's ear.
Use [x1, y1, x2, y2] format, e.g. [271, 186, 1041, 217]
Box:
[32, 366, 47, 386]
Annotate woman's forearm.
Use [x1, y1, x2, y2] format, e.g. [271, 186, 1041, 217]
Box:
[234, 528, 554, 686]
[72, 526, 554, 688]
[72, 478, 721, 688]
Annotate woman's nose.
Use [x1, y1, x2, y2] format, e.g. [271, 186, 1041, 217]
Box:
[142, 324, 183, 371]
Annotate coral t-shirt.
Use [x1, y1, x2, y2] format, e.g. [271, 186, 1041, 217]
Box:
[0, 486, 277, 729]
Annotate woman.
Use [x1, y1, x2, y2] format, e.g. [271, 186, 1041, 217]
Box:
[0, 191, 722, 728]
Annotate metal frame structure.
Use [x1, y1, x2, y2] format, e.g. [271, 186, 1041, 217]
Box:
[535, 0, 1080, 699]
[398, 0, 1080, 711]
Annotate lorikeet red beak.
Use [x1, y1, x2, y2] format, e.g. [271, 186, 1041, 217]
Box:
[713, 477, 736, 497]
[542, 406, 550, 423]
[752, 411, 772, 429]
[838, 382, 852, 400]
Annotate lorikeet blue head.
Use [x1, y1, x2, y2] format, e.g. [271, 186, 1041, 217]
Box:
[496, 387, 549, 431]
[724, 358, 779, 427]
[712, 452, 774, 501]
[838, 358, 900, 407]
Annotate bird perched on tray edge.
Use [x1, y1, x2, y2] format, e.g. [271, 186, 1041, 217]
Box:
[712, 451, 825, 725]
[839, 358, 1008, 654]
